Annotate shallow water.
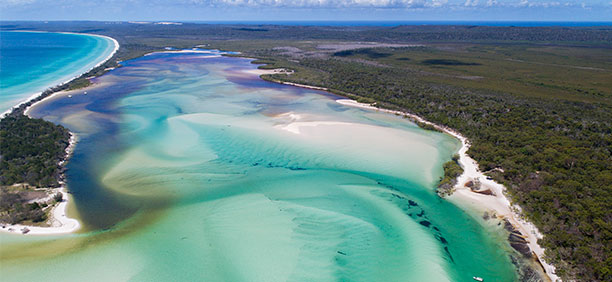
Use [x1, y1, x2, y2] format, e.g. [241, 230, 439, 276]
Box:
[1, 52, 518, 281]
[0, 31, 115, 113]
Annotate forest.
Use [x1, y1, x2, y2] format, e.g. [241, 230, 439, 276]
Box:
[0, 115, 70, 187]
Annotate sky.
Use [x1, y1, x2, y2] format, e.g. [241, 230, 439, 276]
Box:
[1, 0, 611, 22]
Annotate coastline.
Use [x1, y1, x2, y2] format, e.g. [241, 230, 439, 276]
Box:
[0, 134, 80, 235]
[250, 69, 329, 91]
[249, 69, 562, 278]
[1, 32, 120, 235]
[252, 66, 559, 280]
[1, 31, 120, 118]
[333, 98, 560, 282]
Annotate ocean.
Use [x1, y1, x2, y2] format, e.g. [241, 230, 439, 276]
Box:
[0, 30, 115, 114]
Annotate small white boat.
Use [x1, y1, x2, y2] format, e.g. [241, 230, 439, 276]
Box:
[84, 91, 87, 95]
[473, 277, 484, 282]
[68, 95, 72, 98]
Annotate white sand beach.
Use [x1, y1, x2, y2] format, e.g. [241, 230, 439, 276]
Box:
[1, 134, 81, 235]
[1, 32, 119, 118]
[335, 98, 560, 282]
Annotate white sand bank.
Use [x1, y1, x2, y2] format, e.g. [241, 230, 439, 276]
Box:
[246, 68, 295, 76]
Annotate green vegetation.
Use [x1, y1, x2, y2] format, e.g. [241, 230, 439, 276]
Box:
[437, 154, 463, 197]
[0, 115, 70, 187]
[1, 21, 611, 281]
[420, 59, 481, 66]
[53, 192, 63, 203]
[334, 48, 392, 59]
[0, 187, 47, 224]
[413, 120, 442, 132]
[365, 45, 610, 103]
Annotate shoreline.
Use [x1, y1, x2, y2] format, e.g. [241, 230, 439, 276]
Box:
[1, 31, 120, 118]
[0, 134, 80, 235]
[333, 98, 560, 282]
[1, 32, 120, 235]
[250, 69, 329, 91]
[250, 66, 558, 280]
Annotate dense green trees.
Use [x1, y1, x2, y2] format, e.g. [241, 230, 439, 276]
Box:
[0, 115, 70, 187]
[437, 154, 463, 197]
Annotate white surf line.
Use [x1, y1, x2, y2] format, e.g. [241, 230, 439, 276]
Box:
[335, 98, 560, 282]
[1, 31, 120, 118]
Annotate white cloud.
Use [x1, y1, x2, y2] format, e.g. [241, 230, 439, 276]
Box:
[430, 0, 447, 7]
[512, 0, 568, 8]
[2, 0, 606, 10]
[1, 0, 36, 6]
[208, 0, 447, 7]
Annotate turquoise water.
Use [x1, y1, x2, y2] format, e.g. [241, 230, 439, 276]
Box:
[1, 52, 519, 281]
[0, 31, 115, 114]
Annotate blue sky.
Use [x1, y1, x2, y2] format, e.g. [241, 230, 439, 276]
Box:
[1, 0, 611, 21]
